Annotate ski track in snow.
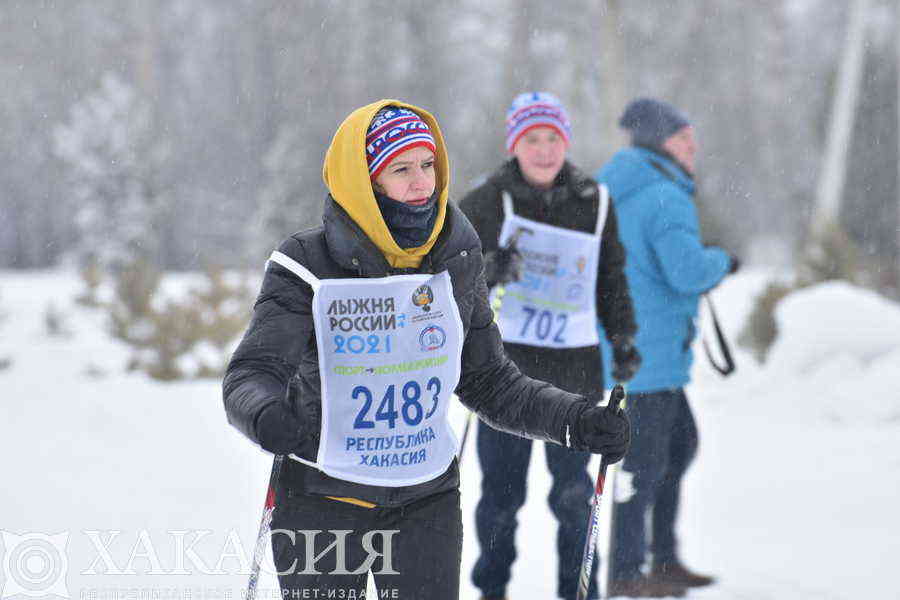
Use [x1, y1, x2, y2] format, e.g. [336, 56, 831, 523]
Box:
[2, 269, 898, 599]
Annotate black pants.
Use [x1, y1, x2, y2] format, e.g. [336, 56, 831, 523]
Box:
[271, 488, 462, 599]
[472, 421, 598, 600]
[611, 388, 699, 582]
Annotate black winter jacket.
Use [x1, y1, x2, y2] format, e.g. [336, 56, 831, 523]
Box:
[223, 196, 592, 507]
[459, 159, 637, 395]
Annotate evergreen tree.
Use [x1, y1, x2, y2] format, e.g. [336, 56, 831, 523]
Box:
[53, 73, 170, 271]
[249, 124, 320, 262]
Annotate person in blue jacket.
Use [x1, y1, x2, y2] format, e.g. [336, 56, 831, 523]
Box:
[595, 98, 739, 598]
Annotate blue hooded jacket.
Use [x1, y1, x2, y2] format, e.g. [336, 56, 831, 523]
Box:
[595, 147, 730, 392]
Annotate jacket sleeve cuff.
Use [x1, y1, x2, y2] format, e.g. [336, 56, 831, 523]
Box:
[559, 399, 590, 449]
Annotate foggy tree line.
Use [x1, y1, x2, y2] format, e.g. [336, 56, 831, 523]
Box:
[1, 0, 897, 287]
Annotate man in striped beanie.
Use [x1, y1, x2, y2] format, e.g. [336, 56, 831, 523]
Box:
[505, 91, 572, 153]
[461, 93, 639, 600]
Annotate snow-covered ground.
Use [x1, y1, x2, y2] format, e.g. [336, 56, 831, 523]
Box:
[2, 269, 899, 599]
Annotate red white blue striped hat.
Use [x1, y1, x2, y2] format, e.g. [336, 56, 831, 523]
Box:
[366, 106, 437, 181]
[505, 92, 571, 153]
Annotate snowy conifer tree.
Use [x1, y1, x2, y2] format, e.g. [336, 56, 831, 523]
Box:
[248, 124, 320, 262]
[54, 73, 170, 271]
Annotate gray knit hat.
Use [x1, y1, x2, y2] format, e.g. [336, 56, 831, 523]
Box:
[619, 98, 690, 149]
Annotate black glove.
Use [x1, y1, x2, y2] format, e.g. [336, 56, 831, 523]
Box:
[568, 395, 630, 463]
[728, 254, 741, 274]
[612, 338, 642, 383]
[255, 403, 304, 454]
[484, 246, 524, 288]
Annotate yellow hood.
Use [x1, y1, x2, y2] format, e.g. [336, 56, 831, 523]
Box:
[322, 99, 450, 269]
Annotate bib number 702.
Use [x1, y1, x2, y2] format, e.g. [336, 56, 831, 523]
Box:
[353, 377, 442, 430]
[519, 305, 567, 343]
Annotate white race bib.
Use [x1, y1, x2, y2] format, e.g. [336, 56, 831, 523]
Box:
[490, 185, 608, 349]
[268, 251, 463, 487]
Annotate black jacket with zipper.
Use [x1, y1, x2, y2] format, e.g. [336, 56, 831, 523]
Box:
[459, 159, 637, 395]
[223, 196, 594, 507]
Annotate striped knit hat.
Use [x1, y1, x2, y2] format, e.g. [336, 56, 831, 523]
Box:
[365, 106, 437, 181]
[505, 92, 571, 153]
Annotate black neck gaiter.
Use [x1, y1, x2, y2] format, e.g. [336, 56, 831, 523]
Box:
[375, 191, 439, 249]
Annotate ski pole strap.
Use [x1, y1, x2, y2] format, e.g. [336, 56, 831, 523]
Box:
[701, 294, 736, 376]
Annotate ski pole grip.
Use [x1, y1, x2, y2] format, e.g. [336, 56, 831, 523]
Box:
[607, 384, 626, 414]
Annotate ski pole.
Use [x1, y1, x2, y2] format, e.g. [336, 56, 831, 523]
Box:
[480, 231, 536, 460]
[457, 411, 474, 459]
[599, 461, 619, 600]
[600, 414, 628, 599]
[247, 454, 284, 600]
[576, 384, 627, 600]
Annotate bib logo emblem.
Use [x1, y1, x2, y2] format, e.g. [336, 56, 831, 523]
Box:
[418, 325, 446, 351]
[412, 285, 434, 312]
[567, 283, 584, 300]
[576, 255, 587, 274]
